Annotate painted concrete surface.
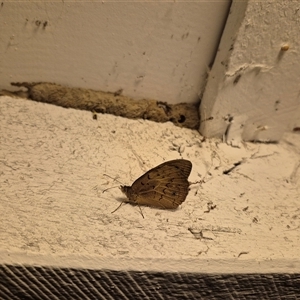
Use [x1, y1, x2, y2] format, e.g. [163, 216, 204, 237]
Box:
[1, 96, 299, 273]
[0, 1, 230, 104]
[201, 1, 300, 141]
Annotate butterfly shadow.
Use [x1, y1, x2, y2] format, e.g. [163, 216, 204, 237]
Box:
[111, 196, 146, 218]
[111, 197, 179, 218]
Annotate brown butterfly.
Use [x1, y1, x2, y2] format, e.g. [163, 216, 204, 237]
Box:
[120, 159, 192, 209]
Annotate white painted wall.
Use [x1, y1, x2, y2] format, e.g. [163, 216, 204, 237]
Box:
[1, 1, 298, 142]
[0, 1, 230, 104]
[1, 0, 300, 284]
[200, 1, 300, 143]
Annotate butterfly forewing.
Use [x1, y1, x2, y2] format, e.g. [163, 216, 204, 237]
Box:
[121, 159, 192, 209]
[144, 159, 192, 180]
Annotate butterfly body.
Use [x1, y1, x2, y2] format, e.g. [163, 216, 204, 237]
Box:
[120, 159, 192, 209]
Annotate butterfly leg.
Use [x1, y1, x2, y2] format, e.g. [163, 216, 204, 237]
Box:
[137, 204, 145, 219]
[111, 201, 126, 214]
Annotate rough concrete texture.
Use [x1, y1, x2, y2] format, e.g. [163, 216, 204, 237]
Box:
[200, 1, 300, 142]
[0, 95, 299, 273]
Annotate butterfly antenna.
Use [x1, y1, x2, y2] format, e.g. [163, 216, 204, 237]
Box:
[103, 174, 123, 185]
[102, 185, 119, 193]
[111, 201, 125, 214]
[103, 174, 124, 193]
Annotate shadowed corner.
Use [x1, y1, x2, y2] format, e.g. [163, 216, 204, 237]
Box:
[8, 82, 200, 129]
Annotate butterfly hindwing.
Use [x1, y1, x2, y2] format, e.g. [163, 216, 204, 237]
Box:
[136, 180, 190, 208]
